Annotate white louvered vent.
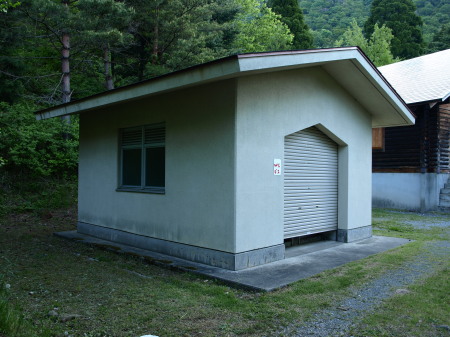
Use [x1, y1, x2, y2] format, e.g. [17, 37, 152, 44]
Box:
[122, 128, 142, 147]
[144, 125, 165, 146]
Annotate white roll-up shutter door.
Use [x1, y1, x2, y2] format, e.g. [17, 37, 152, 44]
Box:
[284, 127, 338, 238]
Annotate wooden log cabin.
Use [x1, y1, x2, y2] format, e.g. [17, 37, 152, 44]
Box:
[372, 49, 450, 211]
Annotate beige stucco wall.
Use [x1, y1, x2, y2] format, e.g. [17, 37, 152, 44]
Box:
[78, 80, 237, 252]
[235, 67, 373, 253]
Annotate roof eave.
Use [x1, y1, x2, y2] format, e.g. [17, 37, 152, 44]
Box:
[35, 47, 414, 128]
[236, 48, 413, 127]
[36, 55, 241, 120]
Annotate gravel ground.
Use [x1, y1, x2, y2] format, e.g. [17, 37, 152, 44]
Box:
[373, 214, 450, 230]
[404, 219, 450, 229]
[277, 241, 449, 337]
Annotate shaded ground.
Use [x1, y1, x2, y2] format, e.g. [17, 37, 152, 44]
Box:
[0, 206, 449, 337]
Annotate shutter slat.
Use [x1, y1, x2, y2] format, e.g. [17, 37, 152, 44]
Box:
[284, 126, 338, 239]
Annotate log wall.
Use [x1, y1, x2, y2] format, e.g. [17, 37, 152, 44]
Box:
[438, 103, 450, 173]
[373, 100, 450, 173]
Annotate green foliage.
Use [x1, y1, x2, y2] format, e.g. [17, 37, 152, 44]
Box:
[336, 19, 397, 66]
[415, 0, 450, 43]
[1, 0, 445, 112]
[364, 0, 424, 59]
[118, 0, 237, 81]
[368, 23, 398, 66]
[267, 0, 313, 49]
[427, 24, 450, 53]
[75, 0, 135, 54]
[232, 0, 293, 53]
[336, 19, 369, 50]
[76, 0, 135, 89]
[0, 0, 103, 104]
[299, 0, 445, 50]
[0, 103, 78, 178]
[299, 0, 370, 48]
[76, 0, 134, 45]
[0, 0, 20, 12]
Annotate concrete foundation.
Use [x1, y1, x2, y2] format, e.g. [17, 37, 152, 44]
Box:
[372, 173, 449, 212]
[337, 225, 372, 242]
[77, 222, 285, 270]
[56, 230, 411, 291]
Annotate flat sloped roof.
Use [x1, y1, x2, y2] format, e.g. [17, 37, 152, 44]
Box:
[35, 47, 414, 128]
[379, 49, 450, 105]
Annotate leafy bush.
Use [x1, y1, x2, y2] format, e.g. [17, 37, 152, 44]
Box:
[0, 102, 78, 178]
[0, 173, 77, 216]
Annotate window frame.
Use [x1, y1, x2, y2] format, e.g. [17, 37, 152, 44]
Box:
[117, 123, 165, 194]
[372, 127, 385, 152]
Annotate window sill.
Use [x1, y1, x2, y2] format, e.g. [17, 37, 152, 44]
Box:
[116, 187, 165, 194]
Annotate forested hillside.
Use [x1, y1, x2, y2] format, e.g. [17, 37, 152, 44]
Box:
[0, 0, 299, 179]
[0, 0, 448, 183]
[299, 0, 449, 47]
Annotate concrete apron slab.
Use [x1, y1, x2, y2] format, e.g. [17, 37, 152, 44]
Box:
[55, 231, 411, 292]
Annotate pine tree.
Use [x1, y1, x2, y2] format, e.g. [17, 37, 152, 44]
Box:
[336, 19, 397, 66]
[76, 0, 134, 90]
[268, 0, 313, 49]
[364, 0, 424, 59]
[232, 0, 293, 53]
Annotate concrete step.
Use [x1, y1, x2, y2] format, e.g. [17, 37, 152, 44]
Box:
[441, 188, 450, 194]
[439, 199, 450, 208]
[440, 194, 450, 202]
[445, 183, 450, 189]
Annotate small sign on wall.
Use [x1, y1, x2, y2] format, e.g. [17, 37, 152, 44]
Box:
[274, 159, 282, 175]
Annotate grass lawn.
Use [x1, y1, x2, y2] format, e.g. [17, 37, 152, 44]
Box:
[0, 178, 449, 337]
[350, 209, 450, 337]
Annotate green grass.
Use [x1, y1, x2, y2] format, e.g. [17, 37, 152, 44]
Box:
[372, 208, 450, 241]
[0, 279, 51, 337]
[0, 282, 23, 337]
[0, 215, 437, 337]
[0, 178, 449, 336]
[350, 265, 450, 337]
[347, 208, 450, 337]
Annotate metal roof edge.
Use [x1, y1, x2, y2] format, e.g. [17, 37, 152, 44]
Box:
[35, 54, 241, 120]
[406, 94, 450, 107]
[35, 47, 414, 126]
[36, 48, 362, 120]
[361, 55, 415, 125]
[442, 92, 450, 103]
[354, 51, 414, 124]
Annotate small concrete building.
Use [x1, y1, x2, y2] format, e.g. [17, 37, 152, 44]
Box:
[37, 48, 413, 270]
[373, 49, 450, 212]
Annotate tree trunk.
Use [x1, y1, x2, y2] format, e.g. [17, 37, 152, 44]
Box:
[137, 36, 147, 81]
[103, 45, 114, 90]
[61, 32, 70, 104]
[61, 0, 71, 125]
[152, 6, 159, 65]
